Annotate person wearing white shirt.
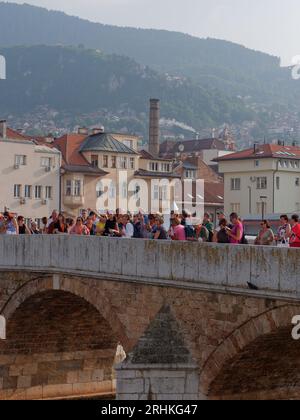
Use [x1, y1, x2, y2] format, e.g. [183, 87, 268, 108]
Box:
[121, 214, 134, 238]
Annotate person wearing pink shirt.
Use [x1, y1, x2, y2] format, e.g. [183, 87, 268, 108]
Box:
[289, 214, 300, 248]
[169, 217, 186, 241]
[70, 217, 90, 236]
[226, 213, 243, 245]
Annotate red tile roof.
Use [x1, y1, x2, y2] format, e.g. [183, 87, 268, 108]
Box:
[216, 144, 300, 161]
[6, 128, 32, 141]
[204, 182, 224, 205]
[53, 134, 89, 167]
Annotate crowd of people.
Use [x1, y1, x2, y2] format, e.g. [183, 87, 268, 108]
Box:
[0, 209, 300, 247]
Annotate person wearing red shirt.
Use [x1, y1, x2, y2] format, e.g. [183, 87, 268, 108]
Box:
[289, 214, 300, 248]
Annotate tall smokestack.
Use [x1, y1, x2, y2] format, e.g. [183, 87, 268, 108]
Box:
[149, 99, 160, 157]
[0, 120, 7, 139]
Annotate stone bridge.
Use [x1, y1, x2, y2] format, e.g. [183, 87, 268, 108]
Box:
[0, 235, 300, 400]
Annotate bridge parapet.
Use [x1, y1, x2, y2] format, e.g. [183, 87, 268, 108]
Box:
[0, 235, 299, 300]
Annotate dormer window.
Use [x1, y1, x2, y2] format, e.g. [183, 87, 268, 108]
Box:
[149, 162, 159, 171]
[123, 140, 133, 149]
[185, 170, 196, 179]
[161, 163, 170, 172]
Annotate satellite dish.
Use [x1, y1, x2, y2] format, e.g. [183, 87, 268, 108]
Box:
[178, 144, 185, 152]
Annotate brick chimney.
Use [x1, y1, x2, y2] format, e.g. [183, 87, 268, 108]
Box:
[149, 99, 160, 157]
[0, 120, 7, 139]
[77, 127, 89, 135]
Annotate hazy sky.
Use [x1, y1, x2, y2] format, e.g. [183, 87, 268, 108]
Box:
[8, 0, 300, 64]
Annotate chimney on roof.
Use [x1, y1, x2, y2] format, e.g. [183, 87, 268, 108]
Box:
[253, 143, 259, 153]
[92, 126, 105, 135]
[78, 127, 89, 135]
[0, 120, 7, 139]
[149, 98, 160, 157]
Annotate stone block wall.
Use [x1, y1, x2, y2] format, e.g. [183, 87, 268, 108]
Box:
[0, 349, 115, 400]
[116, 363, 200, 400]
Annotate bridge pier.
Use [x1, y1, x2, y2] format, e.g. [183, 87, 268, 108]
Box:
[116, 306, 202, 400]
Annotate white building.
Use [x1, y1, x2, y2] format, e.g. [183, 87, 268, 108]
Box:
[0, 121, 61, 224]
[216, 143, 300, 218]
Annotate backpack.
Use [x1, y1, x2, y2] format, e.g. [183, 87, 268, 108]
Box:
[133, 222, 143, 239]
[185, 225, 197, 241]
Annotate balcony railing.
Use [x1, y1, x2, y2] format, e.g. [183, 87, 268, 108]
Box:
[63, 195, 85, 208]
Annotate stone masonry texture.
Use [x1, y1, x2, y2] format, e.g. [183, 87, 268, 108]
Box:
[1, 236, 300, 399]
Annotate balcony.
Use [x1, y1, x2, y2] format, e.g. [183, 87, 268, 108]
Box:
[63, 195, 85, 209]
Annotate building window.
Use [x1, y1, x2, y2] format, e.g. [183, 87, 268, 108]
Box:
[231, 178, 241, 191]
[41, 157, 51, 168]
[129, 158, 135, 170]
[122, 181, 127, 199]
[254, 160, 260, 167]
[230, 203, 240, 214]
[134, 183, 141, 199]
[185, 170, 196, 179]
[103, 155, 108, 168]
[35, 185, 42, 199]
[296, 178, 300, 187]
[96, 181, 104, 198]
[161, 185, 168, 200]
[123, 140, 133, 149]
[24, 185, 32, 199]
[15, 155, 27, 166]
[109, 183, 116, 199]
[120, 157, 127, 169]
[276, 177, 280, 190]
[152, 185, 159, 200]
[45, 186, 52, 199]
[66, 180, 72, 196]
[161, 163, 170, 172]
[74, 180, 81, 197]
[91, 155, 98, 168]
[257, 177, 267, 190]
[14, 184, 21, 198]
[111, 156, 117, 169]
[149, 162, 159, 171]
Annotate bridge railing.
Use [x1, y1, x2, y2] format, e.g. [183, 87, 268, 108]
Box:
[0, 235, 299, 299]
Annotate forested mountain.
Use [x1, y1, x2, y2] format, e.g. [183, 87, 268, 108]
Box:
[0, 1, 297, 106]
[0, 45, 253, 130]
[1, 2, 300, 142]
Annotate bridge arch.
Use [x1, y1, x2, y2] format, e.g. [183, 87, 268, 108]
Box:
[200, 304, 300, 399]
[0, 275, 133, 399]
[0, 275, 130, 351]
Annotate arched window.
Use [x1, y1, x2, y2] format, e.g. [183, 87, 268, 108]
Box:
[134, 183, 141, 199]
